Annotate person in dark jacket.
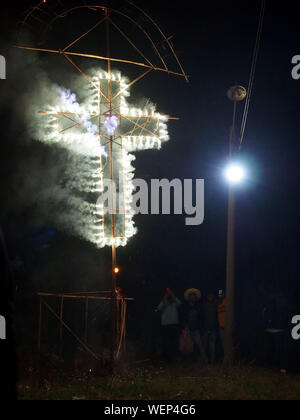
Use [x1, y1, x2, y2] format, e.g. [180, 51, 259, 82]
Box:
[0, 227, 17, 399]
[263, 293, 290, 373]
[182, 289, 207, 364]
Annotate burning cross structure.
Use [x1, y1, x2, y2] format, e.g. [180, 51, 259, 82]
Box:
[40, 70, 170, 248]
[16, 2, 188, 252]
[16, 2, 188, 362]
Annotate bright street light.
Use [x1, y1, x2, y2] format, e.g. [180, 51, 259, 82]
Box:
[225, 163, 246, 184]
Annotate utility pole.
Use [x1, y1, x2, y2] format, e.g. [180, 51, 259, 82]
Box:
[224, 86, 247, 366]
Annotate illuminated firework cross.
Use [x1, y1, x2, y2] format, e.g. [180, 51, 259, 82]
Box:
[16, 1, 188, 362]
[41, 70, 170, 248]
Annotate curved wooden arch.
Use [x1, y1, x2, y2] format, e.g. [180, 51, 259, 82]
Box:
[16, 0, 188, 81]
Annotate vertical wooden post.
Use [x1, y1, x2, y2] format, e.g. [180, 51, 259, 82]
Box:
[85, 297, 89, 345]
[111, 243, 117, 367]
[105, 8, 118, 368]
[38, 296, 42, 355]
[116, 298, 120, 350]
[224, 98, 238, 366]
[123, 300, 127, 353]
[59, 296, 64, 357]
[224, 187, 235, 366]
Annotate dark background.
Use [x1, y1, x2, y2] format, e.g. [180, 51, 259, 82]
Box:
[0, 0, 299, 362]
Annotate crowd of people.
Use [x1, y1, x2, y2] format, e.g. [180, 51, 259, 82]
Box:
[155, 287, 299, 372]
[157, 288, 226, 364]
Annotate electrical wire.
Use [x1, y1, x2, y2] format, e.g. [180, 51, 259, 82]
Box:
[239, 0, 266, 149]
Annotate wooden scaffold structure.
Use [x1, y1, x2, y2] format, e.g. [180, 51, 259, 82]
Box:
[16, 0, 188, 364]
[38, 291, 133, 362]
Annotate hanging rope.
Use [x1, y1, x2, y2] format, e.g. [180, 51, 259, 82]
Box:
[239, 0, 266, 148]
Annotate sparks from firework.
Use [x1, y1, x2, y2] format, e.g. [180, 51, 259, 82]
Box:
[39, 70, 169, 248]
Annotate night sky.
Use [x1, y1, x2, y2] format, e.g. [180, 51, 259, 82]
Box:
[0, 0, 299, 317]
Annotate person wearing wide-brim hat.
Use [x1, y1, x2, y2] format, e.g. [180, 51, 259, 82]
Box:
[184, 288, 202, 302]
[182, 288, 208, 364]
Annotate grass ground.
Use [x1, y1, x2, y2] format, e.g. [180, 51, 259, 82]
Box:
[19, 362, 300, 400]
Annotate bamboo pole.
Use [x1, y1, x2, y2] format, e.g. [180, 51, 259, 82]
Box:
[14, 45, 188, 78]
[37, 292, 134, 301]
[43, 300, 100, 361]
[63, 16, 108, 52]
[59, 296, 64, 357]
[84, 297, 89, 345]
[38, 296, 42, 355]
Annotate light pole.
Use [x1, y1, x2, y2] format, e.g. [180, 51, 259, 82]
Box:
[224, 86, 247, 366]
